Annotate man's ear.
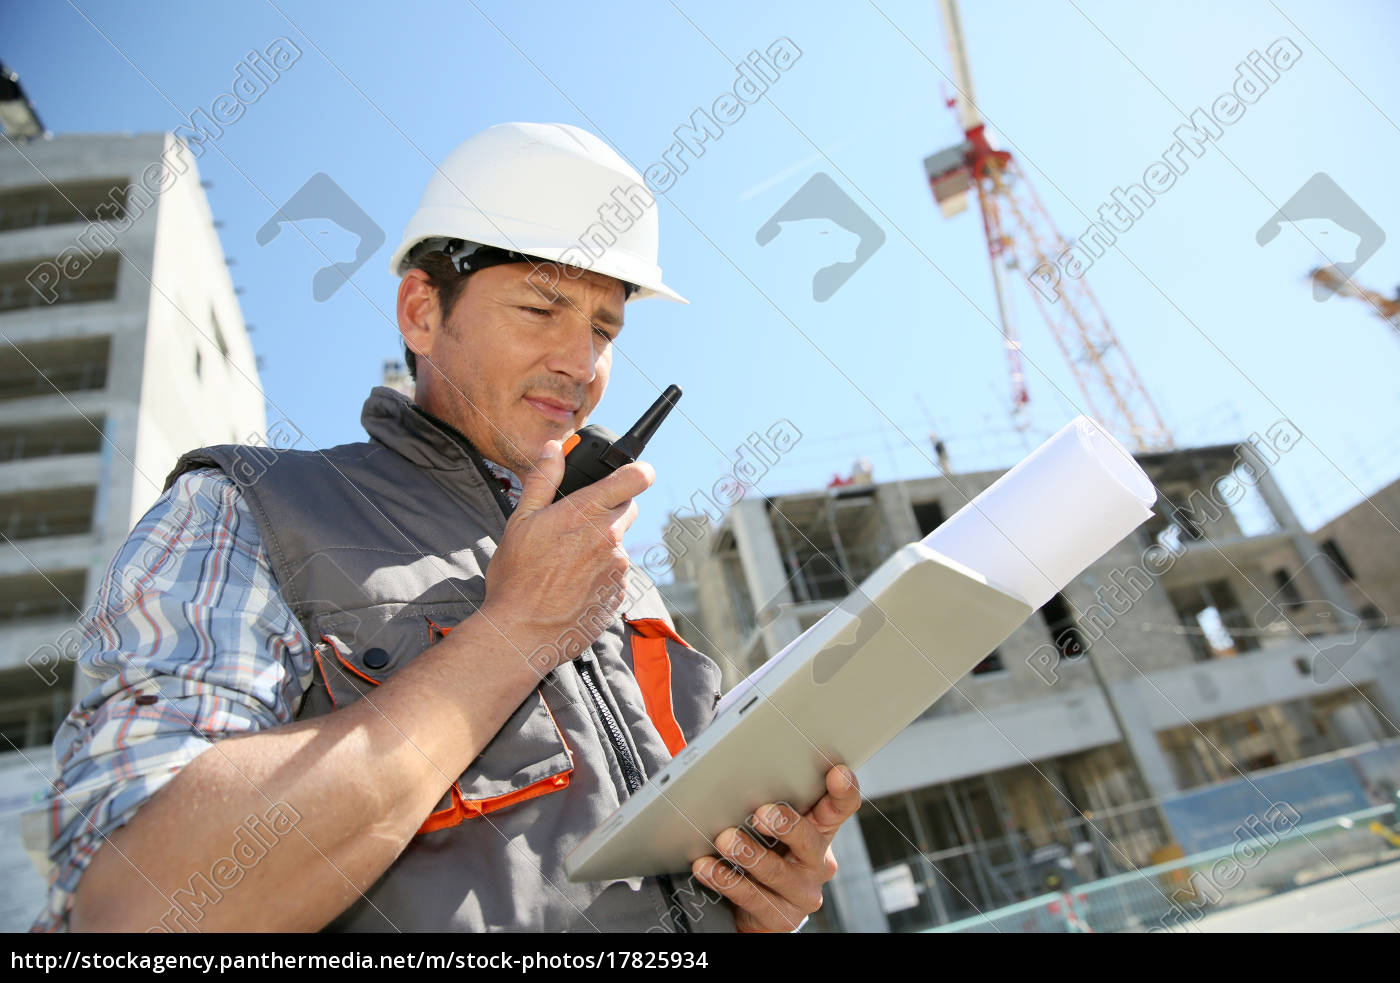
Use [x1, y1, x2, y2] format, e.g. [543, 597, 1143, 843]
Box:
[397, 270, 438, 368]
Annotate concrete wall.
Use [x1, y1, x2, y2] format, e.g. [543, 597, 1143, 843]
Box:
[137, 134, 264, 517]
[1310, 478, 1400, 619]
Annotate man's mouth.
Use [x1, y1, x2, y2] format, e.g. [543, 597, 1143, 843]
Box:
[523, 395, 578, 424]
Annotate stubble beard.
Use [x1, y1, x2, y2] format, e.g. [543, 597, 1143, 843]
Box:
[463, 392, 534, 477]
[423, 364, 530, 476]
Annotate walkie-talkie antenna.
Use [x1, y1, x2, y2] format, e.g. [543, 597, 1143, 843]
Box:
[603, 385, 681, 468]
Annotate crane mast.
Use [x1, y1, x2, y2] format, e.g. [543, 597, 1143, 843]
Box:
[938, 0, 982, 132]
[925, 0, 1173, 452]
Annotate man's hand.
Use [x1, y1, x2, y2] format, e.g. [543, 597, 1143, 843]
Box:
[691, 764, 861, 932]
[479, 439, 654, 674]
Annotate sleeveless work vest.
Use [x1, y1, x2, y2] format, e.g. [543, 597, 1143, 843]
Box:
[164, 386, 735, 933]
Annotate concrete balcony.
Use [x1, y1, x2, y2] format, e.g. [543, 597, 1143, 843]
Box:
[0, 390, 109, 430]
[0, 300, 145, 349]
[0, 218, 114, 265]
[1133, 626, 1395, 729]
[1153, 529, 1296, 586]
[856, 627, 1400, 800]
[0, 453, 100, 495]
[0, 534, 101, 580]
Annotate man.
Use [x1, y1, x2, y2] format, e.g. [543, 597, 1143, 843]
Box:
[24, 122, 859, 933]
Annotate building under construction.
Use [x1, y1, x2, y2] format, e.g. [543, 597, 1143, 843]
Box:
[658, 441, 1400, 932]
[0, 131, 265, 930]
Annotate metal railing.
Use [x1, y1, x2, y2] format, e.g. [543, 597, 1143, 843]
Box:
[0, 181, 126, 233]
[788, 544, 888, 603]
[0, 272, 117, 314]
[867, 800, 1166, 931]
[0, 428, 102, 462]
[1, 507, 94, 541]
[0, 595, 82, 624]
[0, 362, 107, 400]
[925, 804, 1399, 932]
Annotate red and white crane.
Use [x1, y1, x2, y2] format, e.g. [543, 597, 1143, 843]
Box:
[924, 0, 1173, 452]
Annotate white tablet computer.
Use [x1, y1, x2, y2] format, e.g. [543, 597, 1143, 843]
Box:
[563, 542, 1035, 882]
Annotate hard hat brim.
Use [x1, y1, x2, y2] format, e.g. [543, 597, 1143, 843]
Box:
[390, 234, 687, 305]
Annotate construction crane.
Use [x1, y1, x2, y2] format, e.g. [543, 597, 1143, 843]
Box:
[1308, 265, 1400, 339]
[923, 0, 1173, 452]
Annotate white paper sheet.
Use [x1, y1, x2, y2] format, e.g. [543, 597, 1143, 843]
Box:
[922, 415, 1157, 610]
[714, 416, 1156, 717]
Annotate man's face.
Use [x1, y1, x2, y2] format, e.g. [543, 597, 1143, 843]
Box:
[410, 262, 626, 475]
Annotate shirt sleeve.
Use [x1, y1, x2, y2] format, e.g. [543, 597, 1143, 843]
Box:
[19, 468, 314, 933]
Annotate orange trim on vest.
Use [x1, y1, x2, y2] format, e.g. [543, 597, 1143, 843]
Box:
[460, 770, 572, 819]
[425, 616, 453, 642]
[414, 686, 573, 836]
[418, 785, 467, 834]
[625, 617, 694, 649]
[625, 618, 690, 756]
[417, 771, 573, 834]
[319, 634, 382, 688]
[312, 644, 338, 711]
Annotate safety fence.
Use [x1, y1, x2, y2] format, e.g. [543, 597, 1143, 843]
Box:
[926, 804, 1400, 932]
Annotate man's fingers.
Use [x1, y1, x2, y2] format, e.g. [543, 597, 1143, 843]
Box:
[806, 765, 862, 835]
[614, 497, 640, 538]
[692, 857, 807, 933]
[576, 499, 637, 552]
[514, 440, 563, 517]
[716, 826, 788, 887]
[750, 803, 826, 870]
[687, 779, 858, 933]
[575, 460, 654, 512]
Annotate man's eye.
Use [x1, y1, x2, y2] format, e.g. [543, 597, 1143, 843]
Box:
[521, 306, 550, 317]
[594, 326, 616, 343]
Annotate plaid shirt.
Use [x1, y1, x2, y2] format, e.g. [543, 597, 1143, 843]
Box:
[22, 459, 523, 932]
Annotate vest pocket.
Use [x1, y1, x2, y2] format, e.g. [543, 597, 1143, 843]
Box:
[418, 685, 574, 834]
[311, 605, 414, 711]
[308, 602, 575, 833]
[308, 599, 481, 710]
[415, 607, 575, 833]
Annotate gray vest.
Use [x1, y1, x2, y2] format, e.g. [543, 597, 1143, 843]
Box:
[165, 386, 735, 933]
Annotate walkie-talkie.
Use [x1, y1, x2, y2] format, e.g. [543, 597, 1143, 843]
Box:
[554, 385, 681, 502]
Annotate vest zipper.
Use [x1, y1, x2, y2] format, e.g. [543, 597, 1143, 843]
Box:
[577, 657, 643, 794]
[576, 656, 692, 934]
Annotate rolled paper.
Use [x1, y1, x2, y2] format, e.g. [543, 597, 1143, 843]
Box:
[923, 416, 1157, 609]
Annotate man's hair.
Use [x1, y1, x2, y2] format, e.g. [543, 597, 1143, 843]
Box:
[403, 249, 470, 381]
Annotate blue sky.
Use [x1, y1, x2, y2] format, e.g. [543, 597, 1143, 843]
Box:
[8, 0, 1400, 561]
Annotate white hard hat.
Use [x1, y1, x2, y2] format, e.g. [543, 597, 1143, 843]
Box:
[389, 122, 686, 304]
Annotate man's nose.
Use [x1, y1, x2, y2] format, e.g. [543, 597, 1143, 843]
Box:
[546, 320, 601, 383]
